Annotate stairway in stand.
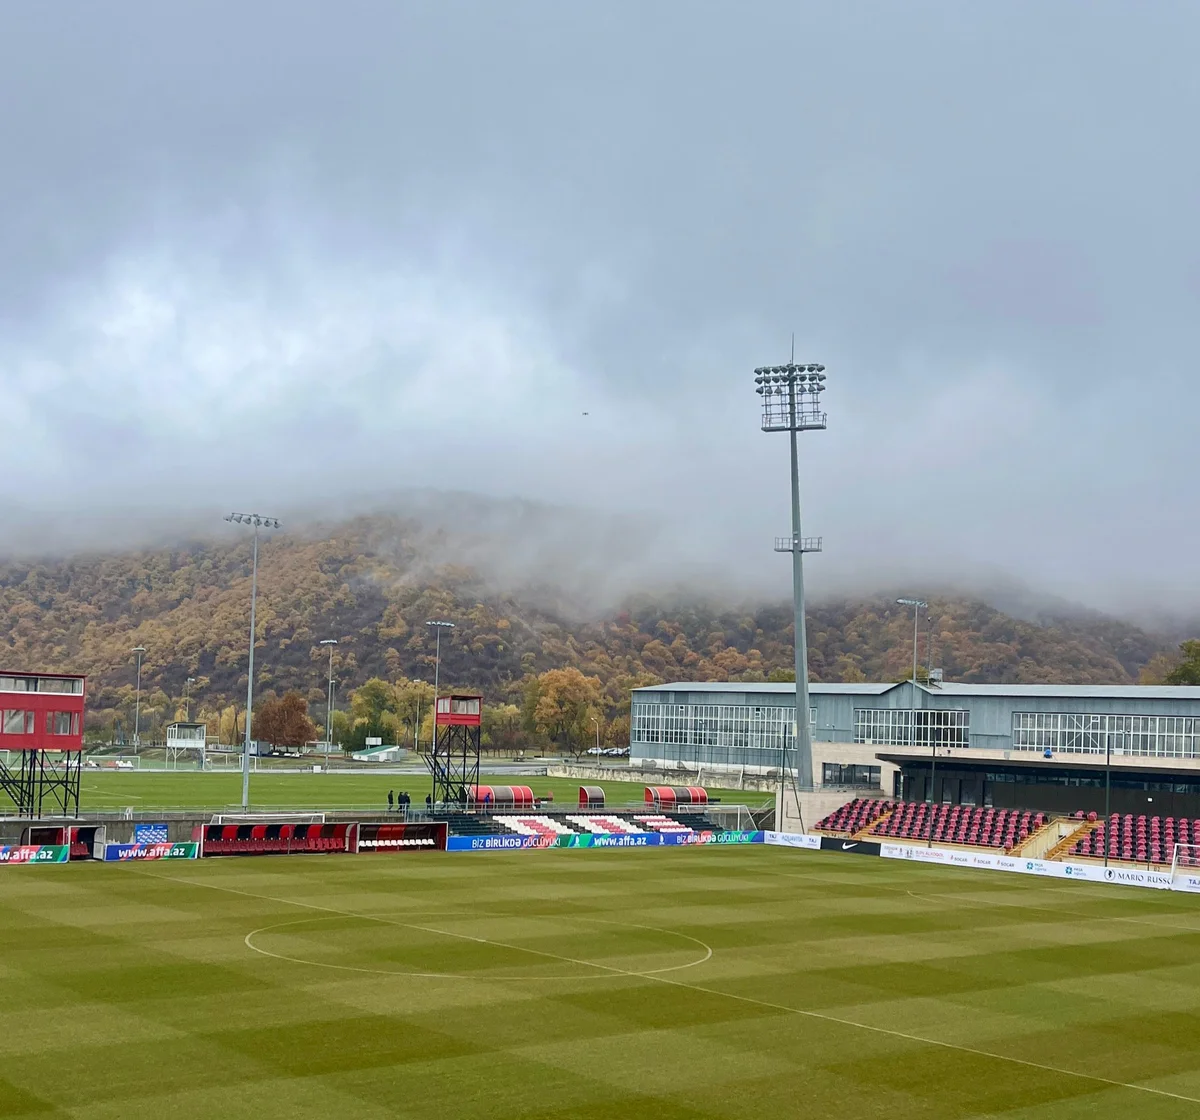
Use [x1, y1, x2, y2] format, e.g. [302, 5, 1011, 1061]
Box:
[1043, 819, 1101, 863]
[852, 809, 892, 841]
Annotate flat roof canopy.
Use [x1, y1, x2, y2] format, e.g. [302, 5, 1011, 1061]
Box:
[877, 746, 1200, 784]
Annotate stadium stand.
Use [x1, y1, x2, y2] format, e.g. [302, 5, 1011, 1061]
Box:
[812, 798, 893, 835]
[634, 815, 695, 835]
[1067, 812, 1200, 865]
[436, 811, 507, 837]
[495, 816, 577, 841]
[565, 815, 647, 835]
[867, 803, 1046, 849]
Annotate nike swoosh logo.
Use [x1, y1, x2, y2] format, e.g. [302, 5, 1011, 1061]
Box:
[841, 842, 858, 850]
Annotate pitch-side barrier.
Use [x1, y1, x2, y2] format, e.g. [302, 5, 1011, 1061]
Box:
[763, 831, 1188, 891]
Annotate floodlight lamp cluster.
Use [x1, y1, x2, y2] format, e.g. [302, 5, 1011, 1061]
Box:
[225, 513, 281, 529]
[753, 362, 827, 394]
[754, 361, 829, 433]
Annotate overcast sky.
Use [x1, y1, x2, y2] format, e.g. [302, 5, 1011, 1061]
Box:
[1, 2, 1196, 616]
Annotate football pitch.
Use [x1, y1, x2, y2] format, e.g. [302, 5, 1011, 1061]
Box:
[5, 850, 1200, 1118]
[75, 772, 772, 812]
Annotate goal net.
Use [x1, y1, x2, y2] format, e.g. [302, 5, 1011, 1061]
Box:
[1169, 843, 1200, 892]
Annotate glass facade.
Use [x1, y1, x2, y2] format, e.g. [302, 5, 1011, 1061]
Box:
[823, 763, 881, 787]
[854, 708, 969, 747]
[1012, 712, 1200, 759]
[630, 702, 815, 766]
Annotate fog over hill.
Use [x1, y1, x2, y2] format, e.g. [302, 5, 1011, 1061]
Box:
[0, 503, 1186, 742]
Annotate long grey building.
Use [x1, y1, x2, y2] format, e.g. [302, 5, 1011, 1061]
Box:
[631, 680, 1200, 816]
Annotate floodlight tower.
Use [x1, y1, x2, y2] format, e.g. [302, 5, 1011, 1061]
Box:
[897, 597, 930, 834]
[754, 354, 828, 795]
[319, 639, 337, 746]
[225, 512, 281, 809]
[131, 646, 147, 749]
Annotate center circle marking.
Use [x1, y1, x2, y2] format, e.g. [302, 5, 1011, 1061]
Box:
[244, 912, 713, 981]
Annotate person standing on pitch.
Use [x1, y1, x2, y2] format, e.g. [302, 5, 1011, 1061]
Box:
[388, 789, 394, 812]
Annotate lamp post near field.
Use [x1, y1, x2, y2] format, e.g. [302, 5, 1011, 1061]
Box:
[592, 717, 601, 754]
[131, 646, 146, 750]
[225, 512, 280, 809]
[320, 639, 337, 747]
[184, 676, 196, 721]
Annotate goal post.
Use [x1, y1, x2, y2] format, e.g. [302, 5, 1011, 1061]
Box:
[1170, 843, 1200, 891]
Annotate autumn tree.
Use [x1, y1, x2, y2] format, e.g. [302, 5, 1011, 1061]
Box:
[482, 703, 523, 754]
[525, 667, 603, 756]
[1166, 641, 1200, 686]
[343, 677, 402, 751]
[253, 692, 317, 748]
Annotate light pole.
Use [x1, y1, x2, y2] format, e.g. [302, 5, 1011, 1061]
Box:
[413, 680, 424, 752]
[320, 639, 337, 747]
[592, 717, 601, 754]
[425, 621, 455, 734]
[897, 598, 930, 841]
[184, 676, 196, 721]
[755, 351, 827, 815]
[1104, 728, 1111, 868]
[225, 512, 281, 809]
[131, 646, 146, 750]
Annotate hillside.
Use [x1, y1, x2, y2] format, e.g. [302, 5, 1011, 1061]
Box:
[0, 512, 1180, 740]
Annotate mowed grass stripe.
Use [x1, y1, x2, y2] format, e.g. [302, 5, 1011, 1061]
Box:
[77, 770, 770, 810]
[1, 850, 1200, 1116]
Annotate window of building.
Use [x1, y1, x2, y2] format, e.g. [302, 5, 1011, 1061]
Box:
[1012, 712, 1200, 759]
[0, 677, 35, 693]
[854, 708, 968, 747]
[2, 710, 33, 734]
[46, 712, 78, 735]
[630, 701, 812, 753]
[37, 678, 82, 694]
[822, 763, 881, 787]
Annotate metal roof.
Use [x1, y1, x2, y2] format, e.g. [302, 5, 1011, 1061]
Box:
[634, 682, 894, 695]
[634, 680, 1200, 701]
[925, 682, 1200, 700]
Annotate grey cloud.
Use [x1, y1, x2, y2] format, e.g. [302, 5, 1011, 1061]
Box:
[0, 1, 1197, 619]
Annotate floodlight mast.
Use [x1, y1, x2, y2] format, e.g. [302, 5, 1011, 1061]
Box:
[225, 512, 281, 808]
[319, 639, 337, 747]
[755, 353, 828, 805]
[897, 597, 930, 841]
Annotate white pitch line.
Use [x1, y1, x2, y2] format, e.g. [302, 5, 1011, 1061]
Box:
[134, 866, 1200, 1106]
[243, 912, 712, 981]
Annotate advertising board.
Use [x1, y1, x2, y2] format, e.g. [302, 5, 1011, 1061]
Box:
[877, 842, 1172, 890]
[446, 830, 765, 852]
[819, 836, 881, 856]
[0, 845, 68, 864]
[103, 842, 199, 861]
[763, 831, 821, 850]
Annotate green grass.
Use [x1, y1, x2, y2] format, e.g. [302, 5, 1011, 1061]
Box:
[77, 771, 771, 812]
[5, 848, 1200, 1117]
